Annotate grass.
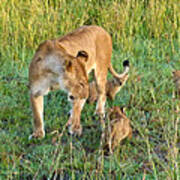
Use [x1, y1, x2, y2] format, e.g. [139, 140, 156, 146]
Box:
[0, 0, 180, 179]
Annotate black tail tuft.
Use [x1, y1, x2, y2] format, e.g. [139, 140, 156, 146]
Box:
[123, 59, 129, 67]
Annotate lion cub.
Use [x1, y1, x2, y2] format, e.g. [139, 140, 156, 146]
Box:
[105, 106, 132, 152]
[173, 70, 180, 96]
[88, 60, 129, 104]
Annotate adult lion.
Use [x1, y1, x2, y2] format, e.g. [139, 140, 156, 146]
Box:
[29, 25, 128, 138]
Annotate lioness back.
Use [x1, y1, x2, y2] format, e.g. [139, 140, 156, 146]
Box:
[58, 25, 112, 73]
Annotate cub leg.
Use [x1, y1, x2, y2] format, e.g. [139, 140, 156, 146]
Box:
[30, 94, 45, 138]
[68, 98, 86, 136]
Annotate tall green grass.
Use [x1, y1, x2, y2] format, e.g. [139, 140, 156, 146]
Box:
[0, 0, 179, 63]
[0, 0, 179, 179]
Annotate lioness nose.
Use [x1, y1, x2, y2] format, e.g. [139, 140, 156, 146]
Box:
[34, 90, 41, 97]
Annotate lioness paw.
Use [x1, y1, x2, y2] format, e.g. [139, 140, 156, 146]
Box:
[68, 124, 82, 136]
[94, 109, 105, 119]
[29, 130, 45, 139]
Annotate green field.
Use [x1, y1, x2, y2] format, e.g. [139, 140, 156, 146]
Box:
[0, 0, 180, 179]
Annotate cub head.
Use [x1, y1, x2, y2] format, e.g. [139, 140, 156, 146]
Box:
[29, 40, 89, 99]
[173, 70, 180, 81]
[108, 106, 124, 120]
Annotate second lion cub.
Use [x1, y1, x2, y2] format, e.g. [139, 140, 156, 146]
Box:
[105, 106, 132, 153]
[88, 60, 129, 104]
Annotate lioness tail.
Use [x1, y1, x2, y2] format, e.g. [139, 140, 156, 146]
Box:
[109, 59, 129, 79]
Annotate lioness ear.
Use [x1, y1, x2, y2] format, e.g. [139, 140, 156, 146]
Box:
[77, 50, 88, 62]
[65, 60, 73, 72]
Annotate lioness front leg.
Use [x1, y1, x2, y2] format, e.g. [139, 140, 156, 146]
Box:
[30, 94, 45, 138]
[68, 98, 86, 136]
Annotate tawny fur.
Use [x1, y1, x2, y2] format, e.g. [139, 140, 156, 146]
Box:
[29, 25, 129, 138]
[173, 70, 180, 96]
[105, 106, 132, 152]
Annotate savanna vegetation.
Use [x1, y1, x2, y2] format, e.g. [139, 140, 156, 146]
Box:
[0, 0, 179, 179]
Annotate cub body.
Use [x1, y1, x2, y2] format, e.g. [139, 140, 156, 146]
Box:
[105, 106, 132, 152]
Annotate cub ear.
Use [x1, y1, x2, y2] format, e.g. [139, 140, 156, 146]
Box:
[77, 50, 88, 62]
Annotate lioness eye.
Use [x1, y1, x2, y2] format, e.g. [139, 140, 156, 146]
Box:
[79, 82, 84, 88]
[36, 57, 42, 62]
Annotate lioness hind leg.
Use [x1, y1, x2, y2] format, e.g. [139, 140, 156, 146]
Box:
[30, 95, 45, 138]
[94, 70, 107, 117]
[88, 81, 98, 104]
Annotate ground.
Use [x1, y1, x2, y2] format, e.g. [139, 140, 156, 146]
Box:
[0, 38, 179, 179]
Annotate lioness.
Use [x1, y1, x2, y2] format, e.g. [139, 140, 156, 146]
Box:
[105, 106, 132, 153]
[88, 60, 129, 104]
[29, 25, 129, 138]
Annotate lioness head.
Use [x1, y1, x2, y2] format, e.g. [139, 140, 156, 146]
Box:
[29, 40, 89, 99]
